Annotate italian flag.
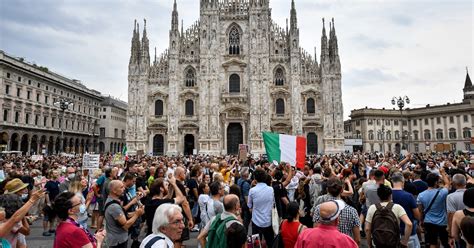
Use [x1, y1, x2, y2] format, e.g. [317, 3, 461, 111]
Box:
[122, 146, 128, 161]
[262, 132, 306, 169]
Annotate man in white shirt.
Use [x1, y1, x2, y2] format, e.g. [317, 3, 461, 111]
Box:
[140, 203, 184, 248]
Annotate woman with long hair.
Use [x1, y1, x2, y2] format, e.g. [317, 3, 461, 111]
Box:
[294, 177, 312, 228]
[280, 201, 306, 248]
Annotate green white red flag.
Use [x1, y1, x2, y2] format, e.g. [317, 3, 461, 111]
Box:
[262, 132, 306, 169]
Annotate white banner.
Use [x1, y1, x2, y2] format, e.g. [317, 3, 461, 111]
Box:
[83, 154, 100, 169]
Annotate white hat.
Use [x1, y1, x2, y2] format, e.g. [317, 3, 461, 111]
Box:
[320, 200, 346, 223]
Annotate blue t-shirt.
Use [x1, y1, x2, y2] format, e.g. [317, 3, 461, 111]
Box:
[417, 188, 448, 226]
[392, 189, 417, 235]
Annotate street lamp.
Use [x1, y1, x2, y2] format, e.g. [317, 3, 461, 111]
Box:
[392, 96, 410, 151]
[54, 98, 74, 153]
[377, 125, 385, 154]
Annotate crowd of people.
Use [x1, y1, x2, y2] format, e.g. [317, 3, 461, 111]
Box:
[0, 151, 473, 248]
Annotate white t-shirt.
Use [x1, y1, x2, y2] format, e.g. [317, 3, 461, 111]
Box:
[366, 201, 407, 223]
[140, 233, 174, 248]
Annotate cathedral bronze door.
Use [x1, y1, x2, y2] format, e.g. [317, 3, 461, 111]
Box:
[153, 134, 164, 156]
[307, 132, 318, 154]
[184, 134, 195, 155]
[227, 123, 243, 155]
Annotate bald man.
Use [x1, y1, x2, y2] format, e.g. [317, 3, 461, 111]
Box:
[104, 180, 144, 248]
[295, 200, 357, 248]
[197, 194, 243, 248]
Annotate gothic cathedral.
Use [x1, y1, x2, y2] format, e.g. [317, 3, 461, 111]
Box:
[127, 0, 344, 156]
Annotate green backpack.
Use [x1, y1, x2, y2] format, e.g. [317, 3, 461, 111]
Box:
[206, 214, 236, 248]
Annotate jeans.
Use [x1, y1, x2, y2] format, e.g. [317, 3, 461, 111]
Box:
[406, 234, 421, 248]
[252, 222, 274, 248]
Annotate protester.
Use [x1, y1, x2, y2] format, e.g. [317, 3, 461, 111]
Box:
[173, 167, 194, 248]
[451, 188, 474, 248]
[59, 166, 76, 192]
[447, 173, 467, 246]
[280, 201, 306, 248]
[295, 200, 358, 248]
[43, 169, 60, 236]
[140, 203, 184, 248]
[52, 192, 105, 248]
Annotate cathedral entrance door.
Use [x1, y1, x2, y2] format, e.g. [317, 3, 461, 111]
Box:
[184, 134, 195, 155]
[307, 132, 318, 154]
[227, 123, 243, 155]
[153, 134, 164, 156]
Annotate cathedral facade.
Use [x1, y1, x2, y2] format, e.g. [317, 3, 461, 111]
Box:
[127, 0, 344, 156]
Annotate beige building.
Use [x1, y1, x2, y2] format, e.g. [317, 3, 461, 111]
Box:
[98, 96, 127, 154]
[0, 50, 103, 155]
[345, 72, 474, 153]
[127, 0, 344, 156]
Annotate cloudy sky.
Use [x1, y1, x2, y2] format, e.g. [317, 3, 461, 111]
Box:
[1, 0, 472, 119]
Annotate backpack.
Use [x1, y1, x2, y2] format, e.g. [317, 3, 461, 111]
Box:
[370, 202, 401, 248]
[206, 214, 236, 248]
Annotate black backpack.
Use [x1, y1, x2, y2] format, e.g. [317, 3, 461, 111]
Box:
[370, 202, 400, 248]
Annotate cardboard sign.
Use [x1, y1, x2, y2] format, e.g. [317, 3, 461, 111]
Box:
[83, 154, 100, 169]
[112, 154, 125, 165]
[239, 144, 249, 162]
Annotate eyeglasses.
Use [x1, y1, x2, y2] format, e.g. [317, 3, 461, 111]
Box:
[70, 202, 81, 209]
[169, 219, 184, 226]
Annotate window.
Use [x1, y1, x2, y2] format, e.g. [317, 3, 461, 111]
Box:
[274, 68, 285, 86]
[46, 86, 48, 91]
[35, 115, 39, 125]
[103, 108, 106, 112]
[15, 112, 19, 123]
[16, 88, 20, 97]
[5, 85, 10, 95]
[449, 128, 457, 139]
[368, 119, 373, 125]
[228, 26, 240, 55]
[36, 93, 40, 101]
[276, 98, 285, 115]
[185, 99, 194, 116]
[449, 116, 454, 124]
[385, 120, 390, 125]
[413, 130, 419, 140]
[394, 120, 399, 126]
[100, 128, 105, 138]
[52, 117, 56, 128]
[463, 115, 469, 123]
[436, 129, 443, 139]
[25, 113, 29, 124]
[155, 100, 163, 116]
[413, 119, 417, 126]
[368, 130, 374, 140]
[424, 130, 431, 140]
[27, 91, 31, 100]
[45, 96, 48, 104]
[377, 131, 383, 140]
[17, 76, 21, 82]
[395, 131, 400, 140]
[377, 119, 381, 126]
[356, 120, 361, 126]
[414, 144, 419, 152]
[6, 73, 10, 78]
[43, 116, 47, 126]
[103, 115, 106, 119]
[465, 143, 471, 151]
[3, 110, 8, 121]
[402, 120, 407, 126]
[229, 74, 240, 93]
[425, 119, 429, 125]
[37, 83, 40, 88]
[121, 130, 125, 139]
[306, 98, 315, 114]
[185, 68, 196, 87]
[355, 130, 361, 139]
[386, 131, 392, 140]
[463, 128, 471, 139]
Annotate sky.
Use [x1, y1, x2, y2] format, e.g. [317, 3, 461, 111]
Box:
[1, 0, 472, 119]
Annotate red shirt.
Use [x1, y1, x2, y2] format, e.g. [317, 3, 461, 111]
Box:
[295, 225, 358, 248]
[280, 220, 300, 248]
[54, 222, 95, 248]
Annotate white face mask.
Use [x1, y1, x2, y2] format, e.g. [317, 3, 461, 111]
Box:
[68, 173, 75, 180]
[21, 194, 29, 200]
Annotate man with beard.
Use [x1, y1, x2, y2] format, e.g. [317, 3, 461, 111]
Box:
[173, 167, 194, 248]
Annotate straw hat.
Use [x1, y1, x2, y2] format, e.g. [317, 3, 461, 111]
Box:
[4, 178, 29, 194]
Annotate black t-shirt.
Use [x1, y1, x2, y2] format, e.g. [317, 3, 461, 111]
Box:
[135, 176, 147, 191]
[145, 198, 174, 235]
[403, 181, 418, 196]
[186, 178, 198, 202]
[272, 181, 288, 218]
[45, 180, 60, 202]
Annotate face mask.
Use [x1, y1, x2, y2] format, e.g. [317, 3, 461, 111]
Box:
[79, 204, 86, 214]
[68, 173, 75, 180]
[21, 194, 29, 200]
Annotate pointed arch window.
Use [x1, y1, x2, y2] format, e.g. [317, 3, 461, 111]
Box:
[229, 74, 240, 93]
[229, 26, 240, 55]
[185, 68, 196, 87]
[185, 99, 194, 116]
[276, 98, 285, 115]
[155, 100, 163, 116]
[306, 98, 315, 114]
[274, 68, 285, 86]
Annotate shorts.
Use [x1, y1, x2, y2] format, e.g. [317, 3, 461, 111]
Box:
[423, 223, 448, 246]
[43, 205, 55, 222]
[98, 198, 105, 216]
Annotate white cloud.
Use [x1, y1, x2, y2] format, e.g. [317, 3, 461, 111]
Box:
[1, 0, 472, 119]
